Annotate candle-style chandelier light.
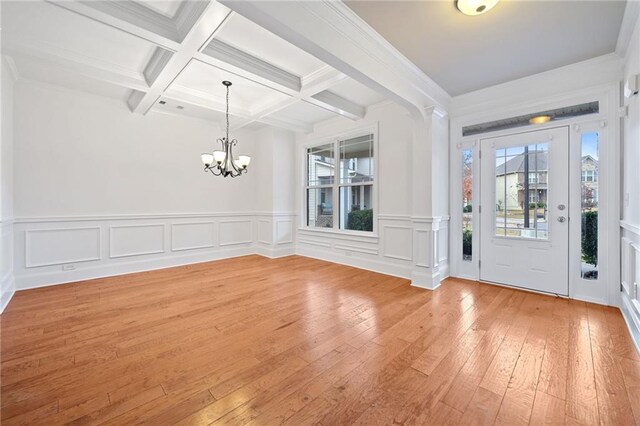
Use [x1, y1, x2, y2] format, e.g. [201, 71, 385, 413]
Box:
[200, 81, 251, 177]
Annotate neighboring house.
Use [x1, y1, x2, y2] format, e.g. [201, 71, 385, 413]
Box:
[581, 154, 599, 207]
[495, 151, 599, 211]
[307, 155, 373, 227]
[495, 150, 548, 211]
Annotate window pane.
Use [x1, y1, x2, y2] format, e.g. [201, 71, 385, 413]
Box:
[339, 186, 373, 231]
[495, 143, 549, 239]
[307, 187, 334, 228]
[339, 134, 374, 184]
[581, 132, 599, 280]
[462, 149, 473, 261]
[307, 143, 334, 186]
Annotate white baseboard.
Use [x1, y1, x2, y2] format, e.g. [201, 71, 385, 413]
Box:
[1, 272, 16, 314]
[296, 244, 412, 281]
[15, 246, 254, 291]
[621, 295, 640, 355]
[254, 244, 296, 259]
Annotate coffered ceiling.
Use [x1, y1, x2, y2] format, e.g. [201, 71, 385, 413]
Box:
[1, 0, 385, 132]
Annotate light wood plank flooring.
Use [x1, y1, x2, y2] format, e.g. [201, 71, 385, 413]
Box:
[1, 255, 639, 425]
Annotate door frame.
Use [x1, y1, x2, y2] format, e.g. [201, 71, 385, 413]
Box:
[450, 83, 620, 306]
[478, 126, 570, 296]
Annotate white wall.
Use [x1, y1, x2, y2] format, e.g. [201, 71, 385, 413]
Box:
[620, 10, 640, 350]
[14, 82, 259, 217]
[10, 80, 295, 290]
[1, 56, 16, 312]
[295, 101, 450, 285]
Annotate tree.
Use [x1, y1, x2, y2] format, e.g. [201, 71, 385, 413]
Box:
[462, 151, 473, 207]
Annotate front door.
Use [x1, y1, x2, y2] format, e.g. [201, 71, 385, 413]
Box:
[480, 127, 569, 295]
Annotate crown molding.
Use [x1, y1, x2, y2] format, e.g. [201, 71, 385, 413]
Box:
[202, 39, 301, 93]
[616, 0, 640, 59]
[3, 41, 149, 92]
[48, 1, 181, 50]
[143, 47, 174, 86]
[309, 90, 365, 121]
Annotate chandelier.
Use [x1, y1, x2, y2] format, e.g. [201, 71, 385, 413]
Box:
[201, 81, 251, 177]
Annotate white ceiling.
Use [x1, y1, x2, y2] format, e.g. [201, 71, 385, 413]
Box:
[346, 0, 627, 96]
[1, 0, 385, 132]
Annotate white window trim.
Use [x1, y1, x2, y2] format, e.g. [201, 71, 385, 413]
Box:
[300, 124, 379, 236]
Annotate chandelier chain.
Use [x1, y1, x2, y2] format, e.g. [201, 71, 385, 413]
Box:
[225, 83, 230, 142]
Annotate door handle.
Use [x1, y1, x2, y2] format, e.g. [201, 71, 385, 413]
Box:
[557, 216, 566, 223]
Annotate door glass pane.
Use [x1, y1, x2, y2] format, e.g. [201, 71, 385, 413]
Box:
[581, 132, 598, 280]
[307, 187, 333, 228]
[495, 143, 549, 239]
[339, 186, 373, 231]
[307, 143, 334, 186]
[462, 149, 473, 261]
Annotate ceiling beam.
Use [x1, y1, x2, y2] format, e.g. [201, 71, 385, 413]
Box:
[218, 0, 451, 113]
[127, 3, 232, 114]
[201, 39, 301, 93]
[3, 40, 149, 92]
[231, 66, 348, 131]
[48, 0, 181, 51]
[308, 90, 365, 121]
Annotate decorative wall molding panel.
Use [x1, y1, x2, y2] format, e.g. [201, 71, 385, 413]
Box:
[1, 220, 15, 314]
[12, 212, 296, 290]
[109, 224, 165, 258]
[26, 227, 101, 267]
[171, 222, 215, 252]
[621, 225, 640, 352]
[219, 220, 253, 247]
[296, 216, 449, 287]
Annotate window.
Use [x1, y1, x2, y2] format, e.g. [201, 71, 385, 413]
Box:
[462, 149, 473, 261]
[306, 133, 375, 232]
[495, 144, 548, 239]
[581, 132, 599, 280]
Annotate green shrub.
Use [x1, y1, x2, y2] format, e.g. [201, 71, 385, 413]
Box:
[463, 204, 472, 213]
[463, 229, 472, 258]
[527, 202, 546, 209]
[581, 210, 598, 266]
[347, 209, 373, 232]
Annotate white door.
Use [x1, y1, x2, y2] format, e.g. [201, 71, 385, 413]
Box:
[480, 127, 569, 295]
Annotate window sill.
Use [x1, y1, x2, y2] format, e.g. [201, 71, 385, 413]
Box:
[297, 227, 380, 241]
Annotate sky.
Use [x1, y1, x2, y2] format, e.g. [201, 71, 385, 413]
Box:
[582, 131, 599, 159]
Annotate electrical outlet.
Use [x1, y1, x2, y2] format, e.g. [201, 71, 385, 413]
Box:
[62, 264, 76, 271]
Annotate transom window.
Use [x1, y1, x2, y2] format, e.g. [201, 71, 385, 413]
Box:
[306, 133, 375, 232]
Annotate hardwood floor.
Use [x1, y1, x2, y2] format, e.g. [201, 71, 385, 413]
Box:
[1, 255, 639, 425]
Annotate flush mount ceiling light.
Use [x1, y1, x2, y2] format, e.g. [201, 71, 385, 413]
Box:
[456, 0, 499, 16]
[200, 81, 251, 178]
[529, 115, 552, 125]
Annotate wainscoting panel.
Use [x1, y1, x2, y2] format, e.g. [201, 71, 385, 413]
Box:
[1, 220, 15, 313]
[110, 224, 165, 258]
[171, 222, 215, 252]
[27, 227, 101, 267]
[12, 213, 273, 290]
[258, 219, 272, 245]
[382, 225, 412, 261]
[275, 220, 293, 245]
[219, 220, 253, 247]
[620, 223, 640, 353]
